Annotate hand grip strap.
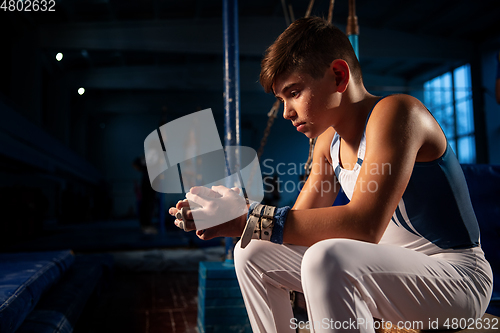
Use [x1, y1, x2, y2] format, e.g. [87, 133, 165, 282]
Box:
[240, 204, 277, 248]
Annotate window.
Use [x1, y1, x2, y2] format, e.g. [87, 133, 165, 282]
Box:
[424, 64, 475, 163]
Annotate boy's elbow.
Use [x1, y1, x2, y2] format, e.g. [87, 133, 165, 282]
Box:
[344, 203, 389, 244]
[355, 229, 384, 244]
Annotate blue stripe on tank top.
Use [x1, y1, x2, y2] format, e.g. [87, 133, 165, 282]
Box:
[394, 206, 419, 236]
[334, 165, 341, 179]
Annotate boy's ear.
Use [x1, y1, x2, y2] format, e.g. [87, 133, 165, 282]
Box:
[329, 59, 350, 93]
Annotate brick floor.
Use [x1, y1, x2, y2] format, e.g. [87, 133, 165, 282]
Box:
[75, 270, 199, 333]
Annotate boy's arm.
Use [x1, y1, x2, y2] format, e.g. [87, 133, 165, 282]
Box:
[293, 127, 339, 210]
[283, 96, 429, 247]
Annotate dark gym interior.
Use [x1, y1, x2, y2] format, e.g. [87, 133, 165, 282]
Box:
[1, 0, 500, 332]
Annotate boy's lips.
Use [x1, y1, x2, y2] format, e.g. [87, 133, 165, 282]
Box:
[294, 122, 306, 131]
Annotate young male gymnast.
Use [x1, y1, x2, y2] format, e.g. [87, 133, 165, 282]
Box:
[169, 17, 493, 333]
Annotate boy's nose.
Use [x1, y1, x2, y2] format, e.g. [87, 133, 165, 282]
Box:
[283, 104, 297, 120]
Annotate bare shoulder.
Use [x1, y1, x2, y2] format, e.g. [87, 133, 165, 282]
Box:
[367, 94, 446, 161]
[371, 94, 429, 122]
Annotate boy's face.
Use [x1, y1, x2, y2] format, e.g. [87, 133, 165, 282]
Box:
[273, 69, 340, 138]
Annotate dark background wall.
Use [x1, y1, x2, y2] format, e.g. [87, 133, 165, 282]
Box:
[1, 0, 499, 242]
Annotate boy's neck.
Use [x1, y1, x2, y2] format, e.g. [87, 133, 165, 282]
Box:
[332, 87, 379, 144]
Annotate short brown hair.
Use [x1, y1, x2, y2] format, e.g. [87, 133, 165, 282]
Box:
[260, 17, 362, 93]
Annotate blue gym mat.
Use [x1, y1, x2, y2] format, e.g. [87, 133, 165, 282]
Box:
[0, 250, 75, 333]
[16, 253, 113, 333]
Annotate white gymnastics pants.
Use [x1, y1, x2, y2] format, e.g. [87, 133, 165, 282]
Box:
[233, 238, 493, 333]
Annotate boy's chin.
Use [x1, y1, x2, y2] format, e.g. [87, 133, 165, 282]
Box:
[303, 130, 322, 139]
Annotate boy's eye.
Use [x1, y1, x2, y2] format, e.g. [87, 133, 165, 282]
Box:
[290, 91, 299, 98]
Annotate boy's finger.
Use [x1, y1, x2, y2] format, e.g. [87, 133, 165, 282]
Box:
[189, 186, 203, 195]
[184, 209, 194, 220]
[211, 185, 234, 196]
[187, 208, 211, 224]
[189, 186, 219, 197]
[197, 228, 216, 240]
[174, 218, 196, 232]
[169, 207, 178, 216]
[176, 207, 195, 221]
[176, 199, 189, 210]
[186, 192, 211, 207]
[177, 198, 204, 211]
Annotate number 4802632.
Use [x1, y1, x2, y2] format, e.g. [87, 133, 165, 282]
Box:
[1, 0, 56, 12]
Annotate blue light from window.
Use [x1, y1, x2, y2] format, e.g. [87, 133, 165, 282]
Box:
[424, 64, 475, 163]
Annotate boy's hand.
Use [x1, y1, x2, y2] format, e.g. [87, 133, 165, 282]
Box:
[168, 199, 198, 231]
[168, 186, 248, 240]
[168, 186, 224, 231]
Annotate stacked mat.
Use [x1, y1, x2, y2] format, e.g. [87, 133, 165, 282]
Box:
[198, 261, 251, 333]
[0, 250, 113, 333]
[0, 250, 74, 332]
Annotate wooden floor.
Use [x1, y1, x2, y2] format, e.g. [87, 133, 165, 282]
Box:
[75, 270, 199, 333]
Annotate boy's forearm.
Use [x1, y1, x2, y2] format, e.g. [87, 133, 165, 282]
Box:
[282, 205, 380, 247]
